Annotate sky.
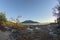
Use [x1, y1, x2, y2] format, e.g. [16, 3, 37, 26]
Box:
[0, 0, 58, 23]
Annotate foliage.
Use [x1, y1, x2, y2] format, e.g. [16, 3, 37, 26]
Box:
[0, 12, 7, 31]
[53, 1, 60, 40]
[0, 12, 7, 22]
[5, 21, 23, 28]
[0, 12, 23, 31]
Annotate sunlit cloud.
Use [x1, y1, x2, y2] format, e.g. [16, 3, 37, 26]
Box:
[40, 19, 55, 23]
[36, 17, 56, 23]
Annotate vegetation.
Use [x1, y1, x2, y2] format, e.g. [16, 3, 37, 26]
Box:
[0, 12, 23, 31]
[0, 12, 7, 22]
[53, 0, 60, 40]
[0, 12, 7, 31]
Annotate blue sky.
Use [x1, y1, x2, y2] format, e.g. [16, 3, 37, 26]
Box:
[0, 0, 58, 23]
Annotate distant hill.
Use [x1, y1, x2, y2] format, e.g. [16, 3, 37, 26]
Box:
[22, 20, 39, 23]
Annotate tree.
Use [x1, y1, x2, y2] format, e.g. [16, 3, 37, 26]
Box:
[0, 12, 7, 22]
[53, 0, 60, 24]
[53, 0, 60, 40]
[0, 12, 7, 31]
